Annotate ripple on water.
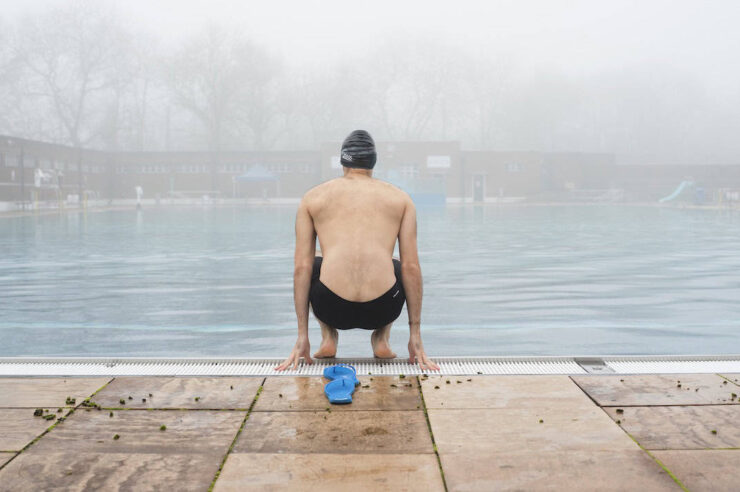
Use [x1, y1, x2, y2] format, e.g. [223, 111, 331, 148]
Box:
[1, 205, 740, 356]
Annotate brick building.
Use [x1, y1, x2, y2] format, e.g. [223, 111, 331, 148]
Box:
[2, 135, 737, 206]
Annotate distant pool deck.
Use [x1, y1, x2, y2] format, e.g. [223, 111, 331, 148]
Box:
[1, 360, 739, 490]
[2, 199, 739, 219]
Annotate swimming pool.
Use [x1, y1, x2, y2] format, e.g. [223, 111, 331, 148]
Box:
[1, 205, 739, 357]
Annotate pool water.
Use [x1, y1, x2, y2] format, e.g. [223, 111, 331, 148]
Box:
[1, 205, 739, 357]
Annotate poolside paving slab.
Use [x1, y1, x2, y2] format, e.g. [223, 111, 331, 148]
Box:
[571, 374, 738, 406]
[93, 376, 262, 409]
[255, 376, 420, 411]
[428, 407, 636, 454]
[603, 405, 740, 449]
[0, 452, 14, 468]
[27, 408, 245, 454]
[234, 410, 433, 454]
[652, 450, 740, 492]
[439, 450, 680, 491]
[0, 408, 245, 491]
[720, 373, 739, 385]
[420, 375, 597, 410]
[214, 453, 444, 492]
[0, 451, 221, 491]
[0, 408, 63, 451]
[0, 377, 110, 408]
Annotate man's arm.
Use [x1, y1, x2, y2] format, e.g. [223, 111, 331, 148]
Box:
[399, 197, 422, 327]
[276, 197, 316, 370]
[293, 197, 316, 336]
[398, 196, 439, 371]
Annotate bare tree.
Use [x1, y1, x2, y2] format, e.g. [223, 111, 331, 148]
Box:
[293, 63, 367, 147]
[164, 26, 282, 152]
[11, 1, 127, 149]
[365, 38, 465, 141]
[461, 56, 515, 149]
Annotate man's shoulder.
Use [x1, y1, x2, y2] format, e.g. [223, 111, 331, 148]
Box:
[377, 180, 413, 206]
[302, 178, 411, 207]
[301, 180, 331, 200]
[374, 178, 406, 194]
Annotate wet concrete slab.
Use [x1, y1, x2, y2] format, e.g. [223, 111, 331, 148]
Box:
[0, 452, 14, 467]
[29, 408, 244, 454]
[0, 408, 62, 451]
[3, 374, 738, 490]
[0, 378, 110, 408]
[420, 375, 596, 410]
[255, 376, 420, 412]
[571, 374, 739, 406]
[234, 410, 433, 454]
[429, 407, 637, 455]
[93, 377, 262, 409]
[652, 450, 740, 492]
[720, 374, 739, 386]
[0, 452, 222, 491]
[214, 453, 444, 492]
[603, 405, 740, 449]
[439, 450, 680, 491]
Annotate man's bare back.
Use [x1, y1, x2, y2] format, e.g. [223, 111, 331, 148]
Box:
[306, 175, 406, 302]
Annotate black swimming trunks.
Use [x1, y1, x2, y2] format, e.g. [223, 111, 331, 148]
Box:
[309, 255, 406, 330]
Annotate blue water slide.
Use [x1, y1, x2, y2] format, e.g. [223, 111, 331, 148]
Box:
[659, 181, 693, 203]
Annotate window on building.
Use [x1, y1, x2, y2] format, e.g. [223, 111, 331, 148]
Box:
[269, 163, 290, 173]
[400, 164, 419, 179]
[427, 155, 451, 169]
[506, 163, 522, 173]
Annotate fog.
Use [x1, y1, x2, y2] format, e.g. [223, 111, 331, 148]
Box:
[2, 0, 740, 163]
[3, 1, 740, 360]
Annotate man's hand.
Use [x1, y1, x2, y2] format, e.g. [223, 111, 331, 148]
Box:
[275, 336, 313, 371]
[408, 334, 440, 371]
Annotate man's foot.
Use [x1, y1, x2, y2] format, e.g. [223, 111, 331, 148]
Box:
[371, 329, 397, 359]
[314, 325, 338, 358]
[313, 342, 336, 358]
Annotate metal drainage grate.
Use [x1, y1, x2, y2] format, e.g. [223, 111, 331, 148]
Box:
[0, 357, 585, 376]
[574, 357, 615, 374]
[1, 355, 738, 376]
[603, 355, 740, 374]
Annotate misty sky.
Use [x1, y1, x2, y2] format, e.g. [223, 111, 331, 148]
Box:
[5, 0, 740, 95]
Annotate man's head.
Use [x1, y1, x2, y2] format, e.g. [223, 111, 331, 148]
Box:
[341, 130, 376, 171]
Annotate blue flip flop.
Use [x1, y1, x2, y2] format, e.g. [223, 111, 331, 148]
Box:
[323, 364, 360, 386]
[324, 378, 355, 404]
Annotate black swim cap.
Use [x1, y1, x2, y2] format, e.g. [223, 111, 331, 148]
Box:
[340, 130, 377, 169]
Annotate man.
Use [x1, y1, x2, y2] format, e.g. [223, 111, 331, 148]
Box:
[276, 130, 439, 371]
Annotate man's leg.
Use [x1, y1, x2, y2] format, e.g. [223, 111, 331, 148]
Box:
[313, 319, 338, 358]
[371, 322, 397, 359]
